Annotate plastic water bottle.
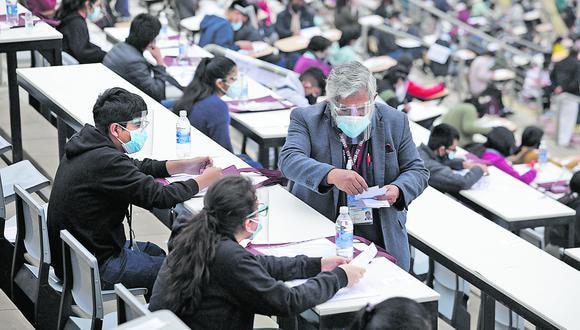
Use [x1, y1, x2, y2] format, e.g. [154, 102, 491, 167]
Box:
[178, 32, 188, 65]
[336, 206, 354, 259]
[6, 0, 18, 27]
[159, 12, 169, 40]
[176, 110, 191, 158]
[538, 139, 548, 166]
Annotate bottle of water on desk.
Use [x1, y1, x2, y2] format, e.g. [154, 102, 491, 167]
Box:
[5, 0, 18, 27]
[538, 139, 548, 167]
[336, 206, 353, 259]
[178, 32, 188, 65]
[159, 12, 169, 40]
[176, 110, 191, 158]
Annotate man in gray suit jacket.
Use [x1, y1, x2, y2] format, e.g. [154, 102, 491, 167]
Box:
[279, 62, 429, 271]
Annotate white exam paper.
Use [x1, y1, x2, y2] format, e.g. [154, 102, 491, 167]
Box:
[354, 186, 386, 200]
[362, 199, 390, 208]
[350, 243, 378, 268]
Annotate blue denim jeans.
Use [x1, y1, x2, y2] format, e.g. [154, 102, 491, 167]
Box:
[100, 241, 165, 300]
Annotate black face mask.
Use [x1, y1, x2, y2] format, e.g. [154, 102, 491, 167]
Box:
[306, 94, 317, 105]
[291, 4, 303, 12]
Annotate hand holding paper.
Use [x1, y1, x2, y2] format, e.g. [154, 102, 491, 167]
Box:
[353, 186, 390, 208]
[350, 243, 378, 268]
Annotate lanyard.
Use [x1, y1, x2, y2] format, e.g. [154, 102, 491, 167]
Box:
[340, 135, 366, 172]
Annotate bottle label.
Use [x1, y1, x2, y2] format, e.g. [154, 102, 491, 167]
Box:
[176, 129, 190, 144]
[6, 3, 17, 15]
[336, 229, 353, 249]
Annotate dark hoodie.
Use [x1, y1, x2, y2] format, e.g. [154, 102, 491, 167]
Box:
[48, 125, 199, 279]
[57, 13, 106, 64]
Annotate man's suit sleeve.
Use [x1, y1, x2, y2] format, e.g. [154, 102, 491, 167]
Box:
[390, 116, 430, 209]
[278, 109, 335, 194]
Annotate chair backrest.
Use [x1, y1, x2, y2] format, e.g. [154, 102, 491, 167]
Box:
[14, 184, 50, 265]
[61, 52, 79, 66]
[115, 283, 150, 324]
[60, 230, 104, 320]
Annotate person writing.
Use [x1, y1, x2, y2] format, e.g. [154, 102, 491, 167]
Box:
[149, 176, 365, 329]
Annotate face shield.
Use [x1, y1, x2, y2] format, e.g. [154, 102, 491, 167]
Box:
[330, 99, 375, 142]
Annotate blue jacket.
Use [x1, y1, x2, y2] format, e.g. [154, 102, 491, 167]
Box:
[187, 94, 233, 152]
[199, 15, 240, 51]
[279, 102, 429, 270]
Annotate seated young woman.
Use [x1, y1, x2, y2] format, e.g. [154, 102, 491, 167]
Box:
[149, 176, 365, 329]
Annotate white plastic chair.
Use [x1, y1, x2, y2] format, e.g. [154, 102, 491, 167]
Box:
[58, 230, 147, 330]
[11, 184, 62, 328]
[432, 263, 470, 324]
[114, 283, 150, 325]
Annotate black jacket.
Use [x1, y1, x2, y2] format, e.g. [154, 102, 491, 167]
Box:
[103, 42, 168, 101]
[57, 13, 106, 64]
[149, 210, 347, 330]
[47, 125, 199, 279]
[551, 55, 580, 96]
[274, 8, 315, 39]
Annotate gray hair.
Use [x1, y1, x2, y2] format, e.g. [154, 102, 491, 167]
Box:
[325, 61, 377, 106]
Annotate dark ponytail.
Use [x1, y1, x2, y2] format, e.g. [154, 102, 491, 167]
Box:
[164, 176, 256, 315]
[173, 56, 237, 114]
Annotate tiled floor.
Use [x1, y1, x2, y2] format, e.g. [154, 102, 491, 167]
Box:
[0, 289, 34, 330]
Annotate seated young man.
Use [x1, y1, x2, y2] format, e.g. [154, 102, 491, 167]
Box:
[199, 0, 259, 51]
[103, 14, 170, 102]
[275, 67, 326, 107]
[47, 88, 221, 298]
[417, 124, 488, 193]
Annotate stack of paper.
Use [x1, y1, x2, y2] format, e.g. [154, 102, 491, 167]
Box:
[354, 186, 390, 208]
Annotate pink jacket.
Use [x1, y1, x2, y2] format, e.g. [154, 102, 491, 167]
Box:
[481, 150, 537, 184]
[293, 55, 332, 76]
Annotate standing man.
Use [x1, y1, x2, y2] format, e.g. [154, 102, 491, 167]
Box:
[279, 62, 429, 270]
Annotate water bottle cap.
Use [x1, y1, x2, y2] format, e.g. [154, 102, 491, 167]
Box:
[179, 110, 187, 117]
[339, 206, 349, 214]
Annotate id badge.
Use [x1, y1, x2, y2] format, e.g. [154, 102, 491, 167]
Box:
[347, 195, 373, 225]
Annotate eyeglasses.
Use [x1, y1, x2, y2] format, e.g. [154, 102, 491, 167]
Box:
[119, 111, 150, 130]
[331, 100, 374, 116]
[246, 203, 268, 219]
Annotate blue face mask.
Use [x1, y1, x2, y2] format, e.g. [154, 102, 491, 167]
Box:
[447, 151, 456, 160]
[87, 6, 101, 21]
[231, 21, 243, 31]
[118, 127, 148, 154]
[336, 115, 371, 138]
[248, 219, 263, 240]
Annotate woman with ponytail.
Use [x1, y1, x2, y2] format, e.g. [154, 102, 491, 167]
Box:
[173, 56, 237, 152]
[149, 176, 366, 329]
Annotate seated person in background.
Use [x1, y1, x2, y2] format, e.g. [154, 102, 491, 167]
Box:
[440, 102, 492, 147]
[347, 297, 433, 330]
[294, 36, 332, 76]
[173, 57, 237, 152]
[418, 124, 488, 193]
[329, 25, 362, 66]
[334, 0, 359, 30]
[103, 14, 169, 102]
[466, 127, 537, 184]
[199, 1, 258, 51]
[467, 51, 507, 116]
[275, 67, 327, 107]
[47, 88, 222, 298]
[511, 126, 580, 169]
[149, 176, 364, 329]
[275, 0, 315, 39]
[396, 55, 445, 100]
[55, 0, 106, 63]
[549, 172, 580, 247]
[229, 1, 261, 47]
[27, 0, 57, 18]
